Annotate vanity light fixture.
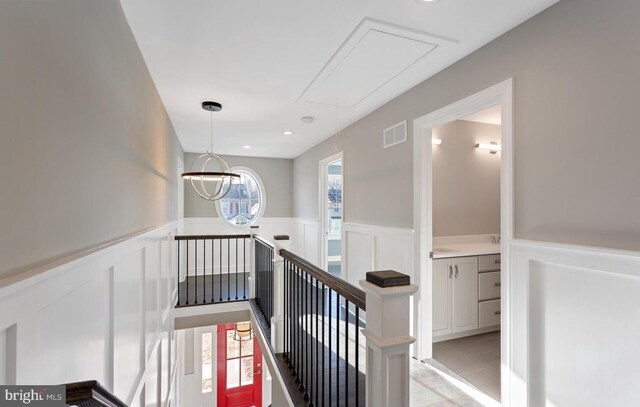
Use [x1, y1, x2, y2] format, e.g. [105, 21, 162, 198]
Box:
[475, 141, 502, 154]
[181, 101, 240, 201]
[432, 138, 442, 145]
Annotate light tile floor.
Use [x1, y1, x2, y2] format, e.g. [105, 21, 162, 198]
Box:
[410, 359, 483, 406]
[431, 331, 501, 402]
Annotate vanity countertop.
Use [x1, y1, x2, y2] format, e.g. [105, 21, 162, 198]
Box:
[432, 242, 501, 259]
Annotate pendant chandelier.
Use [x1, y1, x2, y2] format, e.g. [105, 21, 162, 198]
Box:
[233, 321, 253, 341]
[182, 101, 240, 201]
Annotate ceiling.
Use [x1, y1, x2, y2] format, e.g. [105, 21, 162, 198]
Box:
[120, 0, 558, 158]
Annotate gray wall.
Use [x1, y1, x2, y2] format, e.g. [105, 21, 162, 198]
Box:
[293, 0, 640, 251]
[184, 154, 293, 218]
[0, 0, 183, 279]
[432, 120, 501, 237]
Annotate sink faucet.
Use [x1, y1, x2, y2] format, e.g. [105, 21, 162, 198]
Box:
[491, 235, 501, 244]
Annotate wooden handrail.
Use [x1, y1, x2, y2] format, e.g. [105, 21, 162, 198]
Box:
[65, 380, 127, 407]
[174, 234, 251, 241]
[279, 249, 366, 310]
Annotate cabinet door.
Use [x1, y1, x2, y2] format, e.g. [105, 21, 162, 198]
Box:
[432, 259, 453, 337]
[452, 257, 479, 333]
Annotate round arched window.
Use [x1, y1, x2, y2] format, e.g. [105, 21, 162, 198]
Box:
[216, 168, 265, 226]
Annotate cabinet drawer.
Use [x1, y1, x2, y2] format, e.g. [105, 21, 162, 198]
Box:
[478, 271, 501, 301]
[479, 299, 501, 328]
[478, 254, 501, 272]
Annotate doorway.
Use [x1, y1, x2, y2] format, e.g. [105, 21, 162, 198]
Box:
[429, 108, 503, 403]
[412, 79, 513, 405]
[217, 323, 262, 407]
[319, 152, 343, 277]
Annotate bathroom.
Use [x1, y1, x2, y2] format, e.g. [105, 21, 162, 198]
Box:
[428, 105, 503, 403]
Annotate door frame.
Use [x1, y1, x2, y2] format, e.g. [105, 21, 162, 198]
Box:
[412, 78, 514, 404]
[318, 151, 344, 271]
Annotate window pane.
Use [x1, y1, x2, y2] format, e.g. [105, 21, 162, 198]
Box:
[201, 332, 212, 393]
[241, 357, 254, 386]
[227, 331, 240, 358]
[240, 337, 253, 357]
[219, 170, 263, 226]
[227, 359, 240, 389]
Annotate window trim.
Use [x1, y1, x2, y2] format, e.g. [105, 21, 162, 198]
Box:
[214, 166, 266, 227]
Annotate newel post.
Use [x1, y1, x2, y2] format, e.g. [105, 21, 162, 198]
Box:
[272, 235, 290, 353]
[249, 225, 259, 299]
[360, 271, 417, 407]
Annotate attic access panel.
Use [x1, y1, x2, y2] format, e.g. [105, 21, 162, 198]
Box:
[298, 18, 449, 108]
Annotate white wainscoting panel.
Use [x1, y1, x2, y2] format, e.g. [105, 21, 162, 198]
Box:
[296, 219, 320, 266]
[343, 223, 414, 288]
[0, 222, 179, 407]
[509, 239, 640, 407]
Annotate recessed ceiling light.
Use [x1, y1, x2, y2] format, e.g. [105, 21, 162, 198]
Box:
[283, 130, 294, 135]
[301, 116, 314, 124]
[242, 145, 251, 149]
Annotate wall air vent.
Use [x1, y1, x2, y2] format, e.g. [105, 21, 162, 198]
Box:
[383, 120, 407, 148]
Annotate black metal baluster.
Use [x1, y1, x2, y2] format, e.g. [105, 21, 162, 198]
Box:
[293, 266, 300, 384]
[291, 262, 296, 368]
[303, 272, 309, 400]
[186, 240, 189, 305]
[299, 265, 304, 388]
[266, 245, 268, 316]
[301, 271, 309, 400]
[322, 283, 326, 407]
[345, 299, 349, 407]
[194, 239, 198, 304]
[289, 263, 296, 369]
[214, 239, 217, 302]
[243, 238, 247, 299]
[202, 240, 205, 303]
[328, 288, 332, 406]
[336, 294, 340, 407]
[177, 240, 181, 306]
[355, 306, 360, 407]
[219, 240, 222, 302]
[298, 270, 307, 393]
[315, 277, 319, 407]
[284, 258, 288, 361]
[235, 238, 238, 300]
[227, 238, 230, 301]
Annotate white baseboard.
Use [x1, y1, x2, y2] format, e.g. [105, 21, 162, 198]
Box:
[432, 326, 499, 343]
